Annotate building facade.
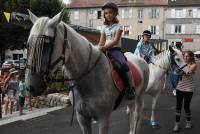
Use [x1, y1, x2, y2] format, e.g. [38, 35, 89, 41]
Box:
[68, 0, 167, 40]
[165, 0, 200, 51]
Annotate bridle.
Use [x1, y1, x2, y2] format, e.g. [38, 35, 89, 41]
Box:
[150, 51, 187, 74]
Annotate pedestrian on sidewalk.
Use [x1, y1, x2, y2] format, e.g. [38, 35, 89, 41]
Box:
[3, 68, 19, 115]
[18, 74, 26, 115]
[0, 69, 9, 105]
[173, 51, 197, 132]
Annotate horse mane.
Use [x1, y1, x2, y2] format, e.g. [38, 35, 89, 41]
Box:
[29, 17, 49, 38]
[151, 50, 170, 65]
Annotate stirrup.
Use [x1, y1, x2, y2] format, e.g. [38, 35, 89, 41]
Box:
[125, 87, 135, 100]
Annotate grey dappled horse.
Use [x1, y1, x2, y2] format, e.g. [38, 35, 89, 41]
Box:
[25, 9, 149, 134]
[140, 48, 187, 128]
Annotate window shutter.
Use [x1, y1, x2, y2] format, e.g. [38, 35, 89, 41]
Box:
[171, 25, 175, 34]
[122, 26, 125, 35]
[193, 8, 197, 18]
[130, 26, 132, 34]
[148, 25, 151, 31]
[94, 10, 97, 19]
[156, 26, 159, 35]
[182, 25, 186, 34]
[122, 9, 125, 19]
[148, 10, 152, 19]
[129, 9, 132, 18]
[156, 10, 160, 19]
[182, 9, 186, 18]
[171, 9, 175, 18]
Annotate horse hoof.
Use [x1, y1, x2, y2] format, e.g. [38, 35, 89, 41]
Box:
[151, 121, 159, 129]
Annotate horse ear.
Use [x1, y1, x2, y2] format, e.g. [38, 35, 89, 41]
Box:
[169, 45, 175, 54]
[28, 9, 38, 23]
[49, 8, 65, 27]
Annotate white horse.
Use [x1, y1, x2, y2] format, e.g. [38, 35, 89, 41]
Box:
[141, 48, 187, 128]
[26, 9, 149, 134]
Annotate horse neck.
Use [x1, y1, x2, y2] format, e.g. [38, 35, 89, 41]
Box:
[151, 51, 171, 71]
[63, 24, 99, 78]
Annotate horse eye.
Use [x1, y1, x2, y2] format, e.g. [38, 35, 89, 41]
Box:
[176, 58, 180, 62]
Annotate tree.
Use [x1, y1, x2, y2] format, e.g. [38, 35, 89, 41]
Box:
[0, 0, 69, 52]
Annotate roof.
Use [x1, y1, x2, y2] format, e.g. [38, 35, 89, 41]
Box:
[168, 0, 200, 6]
[66, 0, 168, 9]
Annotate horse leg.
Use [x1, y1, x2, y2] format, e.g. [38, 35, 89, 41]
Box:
[150, 95, 159, 128]
[76, 111, 92, 134]
[98, 116, 110, 134]
[129, 96, 144, 134]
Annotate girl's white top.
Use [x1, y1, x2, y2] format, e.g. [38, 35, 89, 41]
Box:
[101, 23, 123, 48]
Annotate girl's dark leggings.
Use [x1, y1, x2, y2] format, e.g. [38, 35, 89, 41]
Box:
[176, 90, 193, 122]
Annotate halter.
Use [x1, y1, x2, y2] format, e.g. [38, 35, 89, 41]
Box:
[150, 51, 187, 74]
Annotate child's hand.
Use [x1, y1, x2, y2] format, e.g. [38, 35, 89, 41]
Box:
[98, 46, 106, 51]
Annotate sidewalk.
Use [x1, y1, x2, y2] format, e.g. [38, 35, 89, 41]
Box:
[0, 105, 67, 126]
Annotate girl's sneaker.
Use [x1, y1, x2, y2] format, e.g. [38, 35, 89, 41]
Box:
[173, 122, 180, 132]
[173, 90, 176, 96]
[185, 121, 192, 129]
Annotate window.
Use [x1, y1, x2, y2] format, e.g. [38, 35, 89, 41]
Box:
[172, 24, 185, 34]
[137, 9, 143, 19]
[123, 26, 132, 36]
[149, 25, 159, 35]
[97, 11, 101, 19]
[74, 11, 79, 20]
[175, 25, 182, 33]
[96, 26, 102, 31]
[122, 9, 132, 19]
[175, 9, 183, 18]
[150, 26, 156, 35]
[197, 8, 200, 18]
[150, 9, 157, 19]
[171, 9, 186, 18]
[89, 19, 93, 27]
[188, 9, 193, 17]
[196, 25, 200, 34]
[90, 9, 93, 14]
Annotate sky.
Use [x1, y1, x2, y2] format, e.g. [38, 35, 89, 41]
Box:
[62, 0, 72, 5]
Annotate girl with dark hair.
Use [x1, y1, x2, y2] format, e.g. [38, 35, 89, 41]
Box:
[173, 51, 197, 132]
[98, 2, 135, 99]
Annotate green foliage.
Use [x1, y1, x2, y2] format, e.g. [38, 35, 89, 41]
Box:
[0, 0, 70, 51]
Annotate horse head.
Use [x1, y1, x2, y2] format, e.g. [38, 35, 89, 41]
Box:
[26, 9, 70, 97]
[169, 46, 187, 73]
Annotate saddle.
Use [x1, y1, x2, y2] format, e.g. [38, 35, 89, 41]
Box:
[111, 59, 142, 92]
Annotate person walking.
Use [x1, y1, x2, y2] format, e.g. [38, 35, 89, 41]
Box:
[173, 51, 197, 132]
[18, 75, 26, 115]
[3, 68, 19, 115]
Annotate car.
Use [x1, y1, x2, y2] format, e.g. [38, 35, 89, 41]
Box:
[194, 51, 200, 58]
[2, 60, 20, 69]
[19, 58, 27, 69]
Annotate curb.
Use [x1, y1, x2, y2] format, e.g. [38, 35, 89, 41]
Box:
[0, 106, 66, 126]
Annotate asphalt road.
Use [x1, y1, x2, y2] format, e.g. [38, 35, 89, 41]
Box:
[1, 62, 200, 134]
[0, 89, 200, 134]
